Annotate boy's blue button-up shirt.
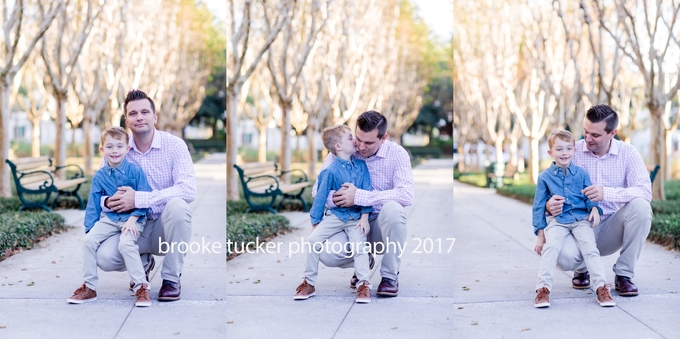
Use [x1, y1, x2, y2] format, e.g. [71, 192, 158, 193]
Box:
[310, 157, 373, 225]
[531, 162, 603, 235]
[84, 158, 152, 233]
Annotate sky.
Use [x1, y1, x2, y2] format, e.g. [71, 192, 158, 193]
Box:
[204, 0, 452, 41]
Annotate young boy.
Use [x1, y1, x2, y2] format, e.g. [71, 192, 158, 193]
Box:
[532, 130, 615, 308]
[294, 124, 374, 303]
[67, 126, 153, 307]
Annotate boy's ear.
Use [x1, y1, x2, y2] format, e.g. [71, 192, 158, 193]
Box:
[547, 149, 552, 156]
[334, 142, 342, 152]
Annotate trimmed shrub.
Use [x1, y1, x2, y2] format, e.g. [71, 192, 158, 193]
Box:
[497, 184, 537, 205]
[649, 214, 680, 250]
[0, 211, 66, 260]
[226, 212, 291, 259]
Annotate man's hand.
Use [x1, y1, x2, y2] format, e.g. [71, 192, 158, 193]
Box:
[534, 230, 546, 256]
[582, 185, 604, 202]
[332, 183, 356, 207]
[121, 219, 139, 237]
[588, 208, 601, 228]
[546, 195, 565, 216]
[107, 186, 136, 212]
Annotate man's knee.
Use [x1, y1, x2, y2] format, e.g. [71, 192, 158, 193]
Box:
[165, 198, 191, 219]
[627, 198, 653, 218]
[379, 201, 406, 227]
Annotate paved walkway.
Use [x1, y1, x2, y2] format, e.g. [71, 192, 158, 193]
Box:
[453, 180, 680, 338]
[0, 153, 226, 338]
[225, 159, 454, 338]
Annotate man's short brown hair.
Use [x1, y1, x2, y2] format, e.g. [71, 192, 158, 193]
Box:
[124, 89, 156, 115]
[547, 129, 575, 149]
[322, 124, 351, 155]
[101, 126, 130, 145]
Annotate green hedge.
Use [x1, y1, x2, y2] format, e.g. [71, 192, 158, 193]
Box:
[649, 214, 680, 250]
[226, 212, 291, 259]
[0, 211, 66, 260]
[497, 184, 537, 205]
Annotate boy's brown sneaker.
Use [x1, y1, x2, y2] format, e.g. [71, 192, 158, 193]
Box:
[135, 284, 152, 307]
[293, 280, 316, 300]
[356, 282, 371, 303]
[130, 256, 155, 292]
[534, 287, 550, 308]
[67, 284, 97, 304]
[597, 284, 616, 307]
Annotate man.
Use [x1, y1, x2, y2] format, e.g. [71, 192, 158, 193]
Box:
[546, 104, 652, 296]
[312, 110, 414, 297]
[96, 89, 196, 301]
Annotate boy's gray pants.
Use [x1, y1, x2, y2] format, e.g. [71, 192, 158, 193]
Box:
[318, 201, 407, 281]
[83, 215, 146, 291]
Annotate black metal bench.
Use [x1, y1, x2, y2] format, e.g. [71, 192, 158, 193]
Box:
[233, 162, 311, 213]
[5, 156, 88, 211]
[650, 164, 660, 184]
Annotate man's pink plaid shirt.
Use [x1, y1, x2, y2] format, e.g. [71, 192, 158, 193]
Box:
[573, 139, 651, 220]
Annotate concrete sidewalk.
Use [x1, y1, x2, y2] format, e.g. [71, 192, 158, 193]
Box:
[453, 180, 680, 338]
[225, 159, 455, 338]
[0, 153, 226, 338]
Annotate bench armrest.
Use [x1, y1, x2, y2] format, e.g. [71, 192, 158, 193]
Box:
[54, 164, 85, 179]
[279, 169, 308, 183]
[246, 174, 281, 193]
[19, 169, 56, 189]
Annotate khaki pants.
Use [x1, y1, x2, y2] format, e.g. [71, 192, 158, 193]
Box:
[537, 217, 607, 291]
[83, 215, 146, 291]
[318, 201, 407, 280]
[96, 198, 193, 283]
[303, 214, 370, 286]
[556, 198, 652, 278]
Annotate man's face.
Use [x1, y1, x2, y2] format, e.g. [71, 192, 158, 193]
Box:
[355, 128, 386, 157]
[99, 135, 129, 168]
[583, 119, 615, 156]
[125, 99, 157, 135]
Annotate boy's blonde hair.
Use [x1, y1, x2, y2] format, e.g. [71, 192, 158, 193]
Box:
[322, 124, 351, 155]
[547, 129, 575, 149]
[100, 126, 130, 145]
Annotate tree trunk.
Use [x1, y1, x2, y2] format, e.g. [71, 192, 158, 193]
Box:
[83, 116, 94, 175]
[55, 92, 67, 179]
[307, 125, 317, 179]
[518, 145, 526, 173]
[279, 99, 292, 183]
[32, 115, 41, 157]
[226, 87, 240, 200]
[258, 123, 267, 163]
[509, 139, 518, 167]
[650, 106, 665, 200]
[0, 81, 13, 197]
[529, 136, 539, 184]
[494, 136, 504, 164]
[71, 126, 78, 157]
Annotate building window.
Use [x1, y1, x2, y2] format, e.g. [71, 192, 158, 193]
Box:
[16, 126, 25, 139]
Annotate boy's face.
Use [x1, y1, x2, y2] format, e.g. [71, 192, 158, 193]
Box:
[548, 138, 575, 168]
[335, 129, 356, 155]
[99, 135, 129, 168]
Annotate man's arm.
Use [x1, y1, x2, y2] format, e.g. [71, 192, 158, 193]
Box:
[135, 139, 197, 208]
[130, 167, 152, 220]
[353, 146, 414, 207]
[600, 147, 652, 203]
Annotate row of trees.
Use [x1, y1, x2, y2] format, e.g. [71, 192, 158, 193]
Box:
[227, 0, 439, 200]
[0, 0, 223, 197]
[454, 0, 680, 200]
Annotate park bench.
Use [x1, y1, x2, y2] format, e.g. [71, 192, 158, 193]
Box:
[650, 164, 660, 184]
[5, 156, 88, 212]
[233, 162, 311, 214]
[486, 162, 517, 188]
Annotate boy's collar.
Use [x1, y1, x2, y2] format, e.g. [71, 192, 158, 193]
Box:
[549, 161, 576, 175]
[103, 158, 130, 175]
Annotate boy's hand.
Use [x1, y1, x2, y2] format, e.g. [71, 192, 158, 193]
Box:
[534, 230, 546, 256]
[355, 218, 370, 236]
[121, 220, 139, 237]
[588, 208, 601, 228]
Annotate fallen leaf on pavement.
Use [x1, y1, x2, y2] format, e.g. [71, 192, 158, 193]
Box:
[26, 282, 34, 287]
[471, 321, 478, 325]
[522, 328, 531, 331]
[462, 286, 470, 291]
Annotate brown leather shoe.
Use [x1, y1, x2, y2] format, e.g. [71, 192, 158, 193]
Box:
[596, 284, 616, 307]
[572, 271, 590, 289]
[355, 282, 371, 303]
[130, 256, 155, 291]
[158, 279, 181, 301]
[377, 277, 398, 297]
[350, 253, 375, 289]
[67, 284, 97, 304]
[135, 284, 152, 307]
[615, 275, 639, 297]
[293, 279, 316, 300]
[534, 287, 550, 308]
